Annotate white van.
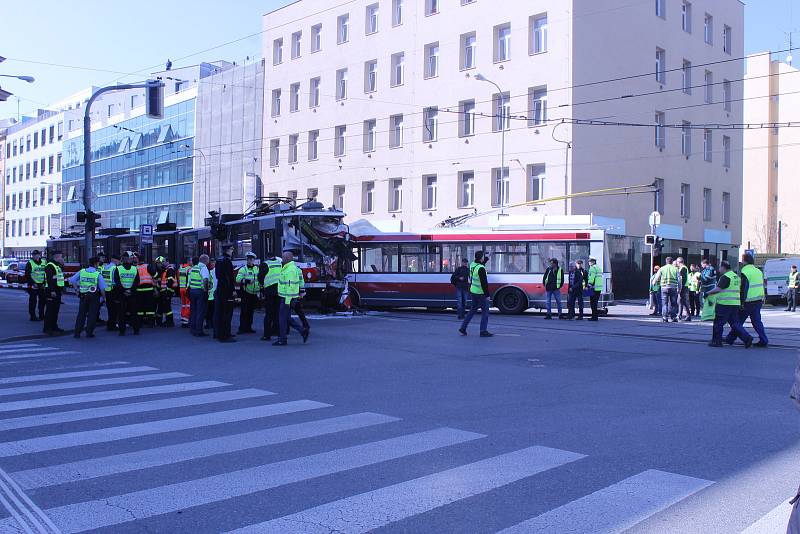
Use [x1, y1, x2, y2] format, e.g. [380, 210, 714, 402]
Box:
[763, 257, 800, 303]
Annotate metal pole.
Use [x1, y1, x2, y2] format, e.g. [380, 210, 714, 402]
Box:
[779, 220, 783, 255]
[563, 143, 570, 216]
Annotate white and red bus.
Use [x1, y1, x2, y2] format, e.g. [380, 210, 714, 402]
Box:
[347, 227, 613, 314]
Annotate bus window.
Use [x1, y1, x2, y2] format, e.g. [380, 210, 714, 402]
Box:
[360, 245, 398, 273]
[568, 243, 591, 266]
[529, 242, 567, 273]
[182, 235, 198, 261]
[442, 244, 466, 272]
[485, 243, 527, 273]
[400, 245, 430, 273]
[427, 245, 442, 272]
[230, 223, 253, 260]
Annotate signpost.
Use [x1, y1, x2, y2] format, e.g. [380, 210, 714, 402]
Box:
[140, 224, 153, 244]
[647, 211, 661, 302]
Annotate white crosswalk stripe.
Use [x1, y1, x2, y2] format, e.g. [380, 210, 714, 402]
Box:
[0, 365, 158, 385]
[0, 428, 484, 533]
[0, 347, 60, 356]
[496, 469, 713, 534]
[741, 500, 795, 534]
[227, 446, 586, 534]
[0, 351, 81, 362]
[0, 372, 190, 398]
[24, 361, 131, 373]
[0, 344, 45, 351]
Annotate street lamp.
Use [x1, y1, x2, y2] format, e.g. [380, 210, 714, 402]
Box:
[472, 73, 507, 214]
[0, 75, 34, 83]
[179, 144, 209, 219]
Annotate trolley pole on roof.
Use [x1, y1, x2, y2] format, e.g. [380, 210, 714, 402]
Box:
[82, 80, 164, 264]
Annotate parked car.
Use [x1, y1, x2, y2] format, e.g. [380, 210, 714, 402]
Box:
[0, 260, 21, 286]
[0, 258, 18, 273]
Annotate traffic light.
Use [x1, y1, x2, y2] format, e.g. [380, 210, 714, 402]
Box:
[77, 211, 102, 230]
[654, 237, 665, 254]
[145, 80, 164, 120]
[645, 234, 657, 246]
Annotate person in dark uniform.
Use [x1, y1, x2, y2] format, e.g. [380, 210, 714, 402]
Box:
[258, 253, 282, 341]
[114, 252, 141, 336]
[214, 244, 236, 343]
[25, 250, 47, 322]
[707, 260, 753, 348]
[43, 251, 66, 336]
[155, 256, 177, 327]
[69, 256, 106, 339]
[567, 260, 587, 320]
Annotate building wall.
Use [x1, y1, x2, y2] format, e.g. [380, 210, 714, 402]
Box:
[0, 131, 5, 256]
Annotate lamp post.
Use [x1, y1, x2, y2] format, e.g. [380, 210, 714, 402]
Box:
[473, 73, 507, 214]
[551, 121, 572, 216]
[180, 144, 208, 221]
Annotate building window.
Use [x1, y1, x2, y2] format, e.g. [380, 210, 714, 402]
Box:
[338, 14, 350, 43]
[57, 121, 63, 140]
[494, 23, 511, 62]
[364, 60, 378, 92]
[363, 119, 377, 152]
[288, 190, 298, 203]
[336, 69, 348, 100]
[389, 178, 402, 212]
[681, 121, 692, 156]
[682, 60, 692, 94]
[308, 130, 319, 161]
[289, 82, 300, 112]
[334, 185, 346, 210]
[366, 3, 379, 34]
[269, 139, 280, 167]
[26, 135, 31, 151]
[309, 77, 321, 108]
[703, 129, 712, 162]
[288, 134, 299, 164]
[271, 89, 282, 117]
[273, 38, 283, 65]
[424, 42, 439, 78]
[656, 48, 666, 84]
[291, 31, 302, 59]
[334, 125, 347, 156]
[423, 175, 438, 210]
[723, 135, 731, 168]
[681, 1, 692, 32]
[391, 52, 405, 86]
[704, 14, 713, 44]
[362, 181, 375, 213]
[423, 106, 439, 142]
[461, 32, 477, 70]
[494, 92, 511, 131]
[33, 160, 38, 178]
[492, 167, 510, 207]
[704, 70, 713, 103]
[680, 183, 691, 218]
[425, 0, 439, 15]
[722, 192, 731, 224]
[654, 111, 666, 148]
[723, 79, 732, 112]
[311, 24, 322, 53]
[654, 178, 665, 213]
[529, 86, 547, 126]
[48, 155, 54, 174]
[723, 25, 732, 54]
[390, 114, 404, 148]
[703, 188, 712, 221]
[531, 14, 548, 54]
[459, 99, 476, 137]
[307, 188, 318, 201]
[56, 153, 62, 172]
[656, 0, 665, 18]
[392, 0, 403, 26]
[459, 171, 475, 208]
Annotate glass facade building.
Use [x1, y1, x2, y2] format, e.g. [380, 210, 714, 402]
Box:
[62, 98, 196, 231]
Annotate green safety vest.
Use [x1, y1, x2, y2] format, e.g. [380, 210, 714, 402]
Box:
[263, 258, 282, 287]
[179, 265, 191, 289]
[740, 264, 764, 302]
[101, 264, 117, 289]
[188, 265, 205, 290]
[46, 262, 65, 287]
[236, 265, 261, 295]
[717, 271, 741, 306]
[208, 270, 216, 301]
[278, 261, 303, 304]
[545, 267, 563, 289]
[650, 275, 661, 292]
[679, 266, 690, 288]
[78, 269, 101, 294]
[588, 264, 603, 292]
[687, 272, 701, 292]
[28, 259, 46, 284]
[660, 264, 678, 287]
[117, 265, 137, 289]
[469, 262, 485, 295]
[790, 271, 799, 289]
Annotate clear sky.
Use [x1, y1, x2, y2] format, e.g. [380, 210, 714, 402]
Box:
[0, 0, 796, 118]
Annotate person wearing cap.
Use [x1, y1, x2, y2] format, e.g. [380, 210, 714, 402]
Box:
[155, 256, 177, 327]
[236, 252, 261, 334]
[206, 257, 217, 334]
[587, 257, 603, 321]
[101, 254, 120, 331]
[24, 250, 47, 322]
[274, 250, 309, 346]
[258, 251, 283, 341]
[178, 258, 192, 328]
[134, 253, 158, 327]
[214, 244, 236, 343]
[43, 250, 66, 336]
[69, 256, 107, 338]
[188, 255, 210, 337]
[114, 252, 141, 336]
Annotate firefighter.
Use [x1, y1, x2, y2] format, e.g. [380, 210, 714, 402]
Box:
[259, 252, 282, 341]
[155, 256, 177, 327]
[101, 254, 120, 331]
[114, 252, 140, 336]
[25, 249, 47, 322]
[178, 258, 192, 328]
[236, 252, 260, 334]
[43, 250, 66, 336]
[135, 253, 158, 326]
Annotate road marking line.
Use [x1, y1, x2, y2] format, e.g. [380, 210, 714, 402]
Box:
[0, 372, 190, 398]
[14, 428, 483, 533]
[227, 445, 585, 534]
[0, 381, 229, 413]
[741, 500, 794, 534]
[24, 362, 130, 373]
[0, 366, 159, 385]
[0, 400, 330, 457]
[14, 412, 400, 489]
[0, 348, 58, 356]
[496, 469, 713, 534]
[0, 463, 59, 533]
[0, 344, 43, 351]
[0, 388, 275, 433]
[0, 352, 81, 363]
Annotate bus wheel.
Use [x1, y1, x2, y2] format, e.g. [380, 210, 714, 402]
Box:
[495, 288, 528, 315]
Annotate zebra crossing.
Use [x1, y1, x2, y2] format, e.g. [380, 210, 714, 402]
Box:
[0, 341, 793, 533]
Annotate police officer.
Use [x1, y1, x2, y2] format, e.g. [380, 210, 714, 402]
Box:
[259, 252, 282, 341]
[567, 260, 586, 320]
[155, 256, 177, 327]
[236, 252, 260, 334]
[101, 254, 120, 331]
[729, 253, 768, 347]
[587, 257, 603, 321]
[188, 255, 210, 337]
[206, 258, 216, 334]
[25, 249, 47, 322]
[43, 251, 66, 336]
[214, 245, 236, 343]
[458, 250, 492, 337]
[69, 256, 106, 338]
[787, 265, 799, 312]
[707, 260, 753, 348]
[273, 251, 308, 346]
[114, 252, 141, 336]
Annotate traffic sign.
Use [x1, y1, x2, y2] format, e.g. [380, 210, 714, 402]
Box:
[745, 248, 755, 259]
[648, 211, 661, 228]
[140, 224, 154, 245]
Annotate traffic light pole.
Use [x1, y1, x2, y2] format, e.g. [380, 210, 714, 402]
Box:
[82, 81, 163, 264]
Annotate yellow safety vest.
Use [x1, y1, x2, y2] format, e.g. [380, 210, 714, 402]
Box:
[740, 264, 764, 302]
[469, 262, 485, 295]
[588, 264, 603, 292]
[236, 265, 261, 295]
[46, 262, 65, 287]
[717, 271, 741, 307]
[263, 258, 282, 287]
[117, 265, 137, 289]
[790, 271, 799, 289]
[28, 259, 46, 284]
[278, 261, 303, 304]
[101, 264, 117, 289]
[660, 264, 678, 287]
[188, 265, 205, 290]
[78, 269, 100, 294]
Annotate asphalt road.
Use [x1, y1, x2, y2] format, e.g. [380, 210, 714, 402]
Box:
[0, 288, 797, 533]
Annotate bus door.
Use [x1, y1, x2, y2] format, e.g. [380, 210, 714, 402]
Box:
[398, 244, 445, 308]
